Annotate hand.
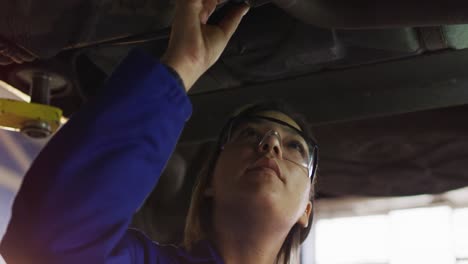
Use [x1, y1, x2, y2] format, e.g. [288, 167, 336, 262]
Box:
[161, 0, 249, 92]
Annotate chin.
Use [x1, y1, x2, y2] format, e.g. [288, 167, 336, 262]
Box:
[238, 182, 282, 208]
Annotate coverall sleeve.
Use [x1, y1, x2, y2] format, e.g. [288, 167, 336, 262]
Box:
[0, 49, 193, 264]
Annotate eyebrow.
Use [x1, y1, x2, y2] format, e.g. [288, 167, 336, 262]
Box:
[243, 118, 304, 139]
[251, 116, 302, 134]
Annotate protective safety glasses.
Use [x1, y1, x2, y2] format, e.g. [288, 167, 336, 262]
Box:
[222, 115, 318, 179]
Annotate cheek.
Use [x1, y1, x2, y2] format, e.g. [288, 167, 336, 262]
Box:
[283, 167, 311, 208]
[211, 147, 252, 191]
[289, 171, 310, 197]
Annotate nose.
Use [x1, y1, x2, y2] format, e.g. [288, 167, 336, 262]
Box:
[258, 131, 282, 158]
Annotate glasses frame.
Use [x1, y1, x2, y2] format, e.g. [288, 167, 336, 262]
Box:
[220, 115, 319, 179]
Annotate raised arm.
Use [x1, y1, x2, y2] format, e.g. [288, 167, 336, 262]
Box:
[0, 49, 191, 263]
[0, 0, 249, 262]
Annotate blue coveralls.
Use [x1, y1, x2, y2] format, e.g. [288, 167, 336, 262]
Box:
[0, 50, 223, 264]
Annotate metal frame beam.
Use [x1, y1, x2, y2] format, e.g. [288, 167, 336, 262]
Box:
[182, 49, 468, 142]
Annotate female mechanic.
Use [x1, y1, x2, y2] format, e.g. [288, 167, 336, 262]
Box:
[0, 0, 318, 263]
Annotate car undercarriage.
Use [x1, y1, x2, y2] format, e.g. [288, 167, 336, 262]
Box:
[2, 0, 468, 244]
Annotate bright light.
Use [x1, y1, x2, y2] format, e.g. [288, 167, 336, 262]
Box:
[315, 215, 389, 264]
[0, 80, 30, 102]
[312, 206, 466, 264]
[453, 208, 468, 258]
[389, 206, 453, 264]
[0, 125, 19, 133]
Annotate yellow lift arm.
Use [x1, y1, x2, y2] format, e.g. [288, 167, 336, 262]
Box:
[0, 98, 62, 138]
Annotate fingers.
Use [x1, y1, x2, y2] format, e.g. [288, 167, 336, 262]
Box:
[200, 0, 219, 24]
[176, 0, 218, 25]
[218, 3, 250, 40]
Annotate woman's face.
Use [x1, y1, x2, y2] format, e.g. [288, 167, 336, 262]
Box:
[207, 111, 312, 229]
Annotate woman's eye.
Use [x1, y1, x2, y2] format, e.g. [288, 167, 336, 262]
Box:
[287, 141, 306, 155]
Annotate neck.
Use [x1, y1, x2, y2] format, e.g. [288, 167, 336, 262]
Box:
[211, 205, 291, 264]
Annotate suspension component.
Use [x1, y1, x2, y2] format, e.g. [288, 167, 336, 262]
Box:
[0, 71, 63, 138]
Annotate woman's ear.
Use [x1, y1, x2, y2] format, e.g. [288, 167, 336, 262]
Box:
[297, 201, 313, 228]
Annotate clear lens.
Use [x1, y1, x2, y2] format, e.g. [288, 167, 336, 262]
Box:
[228, 117, 316, 177]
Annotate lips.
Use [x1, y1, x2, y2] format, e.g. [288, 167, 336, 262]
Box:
[247, 157, 283, 181]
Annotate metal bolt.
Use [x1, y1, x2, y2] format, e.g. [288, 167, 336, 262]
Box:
[21, 120, 52, 138]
